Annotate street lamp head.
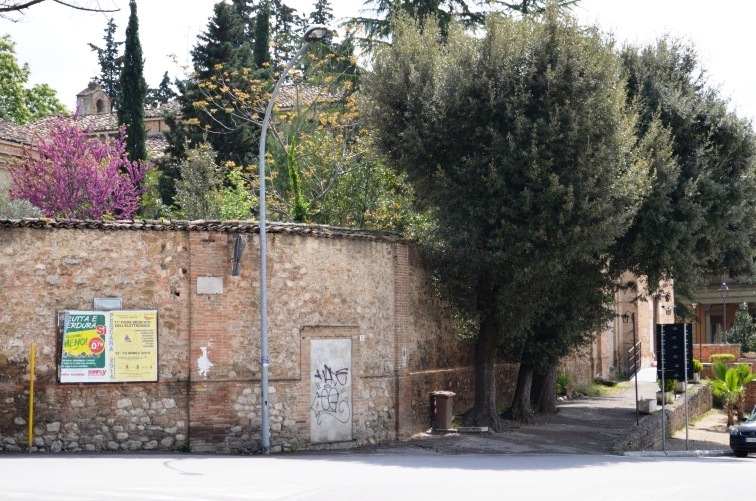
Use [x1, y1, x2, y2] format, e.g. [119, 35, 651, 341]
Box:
[303, 24, 329, 42]
[621, 312, 630, 323]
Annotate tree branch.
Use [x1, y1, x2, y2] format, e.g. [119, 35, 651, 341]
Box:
[0, 0, 118, 13]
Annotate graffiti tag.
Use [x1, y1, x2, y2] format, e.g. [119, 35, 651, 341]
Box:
[311, 364, 351, 424]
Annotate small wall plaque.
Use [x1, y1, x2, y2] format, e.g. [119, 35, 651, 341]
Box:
[94, 297, 122, 310]
[197, 276, 223, 295]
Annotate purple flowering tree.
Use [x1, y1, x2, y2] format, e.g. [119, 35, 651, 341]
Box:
[8, 115, 149, 220]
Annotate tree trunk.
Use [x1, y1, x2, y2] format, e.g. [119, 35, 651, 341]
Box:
[467, 270, 503, 432]
[530, 371, 544, 408]
[470, 328, 502, 431]
[508, 363, 534, 422]
[727, 402, 736, 427]
[532, 365, 558, 414]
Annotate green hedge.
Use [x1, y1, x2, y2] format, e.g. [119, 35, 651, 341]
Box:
[709, 353, 736, 363]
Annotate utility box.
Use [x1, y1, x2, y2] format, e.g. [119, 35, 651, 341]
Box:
[431, 391, 456, 430]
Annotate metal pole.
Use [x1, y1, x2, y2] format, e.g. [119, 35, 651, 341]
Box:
[258, 40, 314, 455]
[28, 342, 35, 452]
[723, 291, 728, 344]
[720, 283, 729, 344]
[632, 313, 638, 426]
[684, 323, 689, 450]
[660, 323, 666, 452]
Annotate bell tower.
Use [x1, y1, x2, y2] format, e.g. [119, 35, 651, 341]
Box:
[76, 82, 112, 115]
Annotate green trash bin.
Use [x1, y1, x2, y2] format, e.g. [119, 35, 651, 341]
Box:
[431, 391, 456, 430]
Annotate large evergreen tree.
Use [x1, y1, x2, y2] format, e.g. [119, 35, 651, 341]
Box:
[611, 38, 756, 297]
[159, 1, 260, 205]
[309, 0, 334, 26]
[349, 0, 484, 50]
[117, 0, 147, 162]
[500, 0, 580, 14]
[366, 11, 651, 428]
[146, 71, 177, 108]
[232, 0, 256, 41]
[253, 0, 271, 68]
[270, 0, 304, 67]
[88, 18, 122, 106]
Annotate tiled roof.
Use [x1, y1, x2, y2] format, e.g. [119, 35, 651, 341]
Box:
[145, 100, 181, 117]
[0, 118, 169, 160]
[0, 84, 341, 150]
[146, 136, 168, 158]
[0, 218, 407, 243]
[276, 84, 344, 109]
[0, 120, 34, 145]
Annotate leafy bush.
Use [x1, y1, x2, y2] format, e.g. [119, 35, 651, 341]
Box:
[0, 181, 42, 218]
[692, 358, 703, 373]
[709, 353, 736, 363]
[658, 378, 676, 392]
[8, 116, 148, 219]
[556, 372, 572, 395]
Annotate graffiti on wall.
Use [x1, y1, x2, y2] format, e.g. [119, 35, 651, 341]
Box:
[310, 338, 352, 443]
[197, 339, 214, 378]
[311, 364, 350, 424]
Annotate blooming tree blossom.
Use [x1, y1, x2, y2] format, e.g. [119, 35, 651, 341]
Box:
[8, 115, 149, 219]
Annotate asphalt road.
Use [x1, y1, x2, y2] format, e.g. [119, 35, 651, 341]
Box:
[1, 453, 752, 501]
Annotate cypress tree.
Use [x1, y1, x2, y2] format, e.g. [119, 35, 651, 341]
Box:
[117, 0, 147, 162]
[253, 0, 271, 69]
[88, 18, 122, 105]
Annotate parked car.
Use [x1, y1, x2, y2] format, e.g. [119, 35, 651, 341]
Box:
[730, 407, 756, 458]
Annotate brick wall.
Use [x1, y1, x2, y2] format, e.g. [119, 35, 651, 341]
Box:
[699, 344, 741, 362]
[0, 222, 495, 453]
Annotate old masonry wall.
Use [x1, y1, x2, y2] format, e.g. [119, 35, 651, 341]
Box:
[0, 220, 517, 453]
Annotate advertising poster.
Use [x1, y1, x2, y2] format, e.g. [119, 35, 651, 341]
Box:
[60, 311, 109, 383]
[59, 310, 158, 383]
[110, 310, 158, 382]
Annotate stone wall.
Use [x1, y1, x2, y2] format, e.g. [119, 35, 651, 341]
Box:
[618, 382, 712, 452]
[0, 220, 485, 453]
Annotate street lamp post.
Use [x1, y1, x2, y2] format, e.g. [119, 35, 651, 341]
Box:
[691, 301, 699, 359]
[257, 24, 328, 455]
[720, 283, 729, 344]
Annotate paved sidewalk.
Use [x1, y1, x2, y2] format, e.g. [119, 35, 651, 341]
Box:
[364, 368, 731, 456]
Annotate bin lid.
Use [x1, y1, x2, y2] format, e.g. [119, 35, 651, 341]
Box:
[431, 391, 456, 397]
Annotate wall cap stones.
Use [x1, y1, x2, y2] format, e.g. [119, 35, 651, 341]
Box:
[0, 218, 409, 243]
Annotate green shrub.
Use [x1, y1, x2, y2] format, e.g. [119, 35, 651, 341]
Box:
[658, 378, 676, 392]
[556, 372, 572, 395]
[693, 359, 704, 373]
[709, 353, 736, 363]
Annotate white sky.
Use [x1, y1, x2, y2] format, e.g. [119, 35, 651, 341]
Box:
[2, 0, 755, 121]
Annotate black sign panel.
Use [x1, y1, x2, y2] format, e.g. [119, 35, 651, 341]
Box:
[656, 323, 693, 381]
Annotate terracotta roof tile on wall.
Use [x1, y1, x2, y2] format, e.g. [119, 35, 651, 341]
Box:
[0, 218, 408, 243]
[0, 120, 35, 145]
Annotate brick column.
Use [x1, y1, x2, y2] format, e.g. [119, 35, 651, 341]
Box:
[392, 243, 413, 439]
[187, 232, 234, 453]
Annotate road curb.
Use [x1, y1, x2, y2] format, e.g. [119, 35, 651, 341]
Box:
[624, 449, 731, 457]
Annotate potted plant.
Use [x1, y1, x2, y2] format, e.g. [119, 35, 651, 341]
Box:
[692, 358, 703, 383]
[657, 378, 676, 404]
[556, 372, 573, 398]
